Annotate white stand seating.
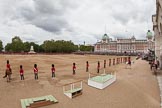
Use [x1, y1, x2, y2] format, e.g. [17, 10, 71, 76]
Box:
[63, 80, 83, 99]
[88, 71, 116, 89]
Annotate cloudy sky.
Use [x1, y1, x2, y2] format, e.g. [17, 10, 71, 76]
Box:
[0, 0, 156, 45]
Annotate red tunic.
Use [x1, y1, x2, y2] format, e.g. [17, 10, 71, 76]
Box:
[97, 64, 100, 69]
[128, 57, 131, 64]
[20, 69, 24, 75]
[6, 64, 10, 69]
[51, 67, 55, 73]
[34, 67, 38, 73]
[73, 66, 76, 70]
[86, 63, 89, 67]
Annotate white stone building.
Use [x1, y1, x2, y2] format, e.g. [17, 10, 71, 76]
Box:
[152, 0, 162, 69]
[94, 32, 155, 55]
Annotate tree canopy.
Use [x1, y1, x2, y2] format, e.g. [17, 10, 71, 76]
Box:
[79, 45, 94, 51]
[41, 40, 78, 53]
[4, 36, 83, 53]
[0, 40, 3, 52]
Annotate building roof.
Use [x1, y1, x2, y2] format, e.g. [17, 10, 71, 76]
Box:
[131, 36, 136, 39]
[102, 33, 109, 40]
[146, 30, 153, 39]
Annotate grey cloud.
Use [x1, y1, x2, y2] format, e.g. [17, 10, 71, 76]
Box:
[33, 0, 79, 14]
[19, 8, 36, 21]
[33, 17, 68, 33]
[8, 0, 80, 34]
[107, 0, 155, 25]
[34, 0, 63, 15]
[112, 13, 130, 25]
[0, 0, 156, 45]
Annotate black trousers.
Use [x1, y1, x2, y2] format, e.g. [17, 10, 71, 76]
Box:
[20, 75, 24, 80]
[34, 73, 38, 80]
[86, 67, 89, 72]
[104, 64, 106, 68]
[97, 69, 99, 73]
[52, 72, 55, 77]
[73, 70, 75, 75]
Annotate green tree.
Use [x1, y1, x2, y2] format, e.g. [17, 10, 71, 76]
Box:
[5, 43, 12, 52]
[5, 36, 79, 53]
[11, 36, 24, 52]
[38, 44, 44, 52]
[80, 45, 93, 51]
[23, 41, 41, 53]
[0, 40, 3, 52]
[41, 40, 78, 53]
[42, 40, 54, 53]
[23, 42, 30, 52]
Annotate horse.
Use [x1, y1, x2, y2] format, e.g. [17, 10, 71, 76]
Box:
[5, 68, 12, 82]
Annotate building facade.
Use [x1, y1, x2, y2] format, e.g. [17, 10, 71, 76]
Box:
[152, 0, 162, 69]
[94, 32, 155, 55]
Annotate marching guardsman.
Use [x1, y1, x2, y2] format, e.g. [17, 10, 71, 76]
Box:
[104, 60, 106, 68]
[73, 63, 76, 75]
[109, 59, 111, 66]
[86, 61, 89, 72]
[97, 61, 100, 73]
[113, 59, 115, 65]
[20, 65, 24, 80]
[51, 64, 55, 78]
[3, 60, 11, 78]
[128, 56, 131, 66]
[34, 64, 38, 80]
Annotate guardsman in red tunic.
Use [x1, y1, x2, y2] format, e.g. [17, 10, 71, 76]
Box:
[51, 64, 55, 78]
[6, 61, 10, 69]
[34, 64, 38, 80]
[116, 58, 118, 64]
[113, 59, 115, 65]
[128, 56, 131, 66]
[3, 60, 11, 78]
[109, 59, 111, 66]
[97, 61, 100, 73]
[73, 63, 76, 75]
[20, 65, 24, 80]
[86, 61, 89, 72]
[104, 60, 106, 68]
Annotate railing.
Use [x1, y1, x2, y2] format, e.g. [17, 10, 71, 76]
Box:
[88, 70, 116, 79]
[63, 80, 83, 93]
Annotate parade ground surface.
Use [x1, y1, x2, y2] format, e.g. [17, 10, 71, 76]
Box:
[0, 54, 160, 108]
